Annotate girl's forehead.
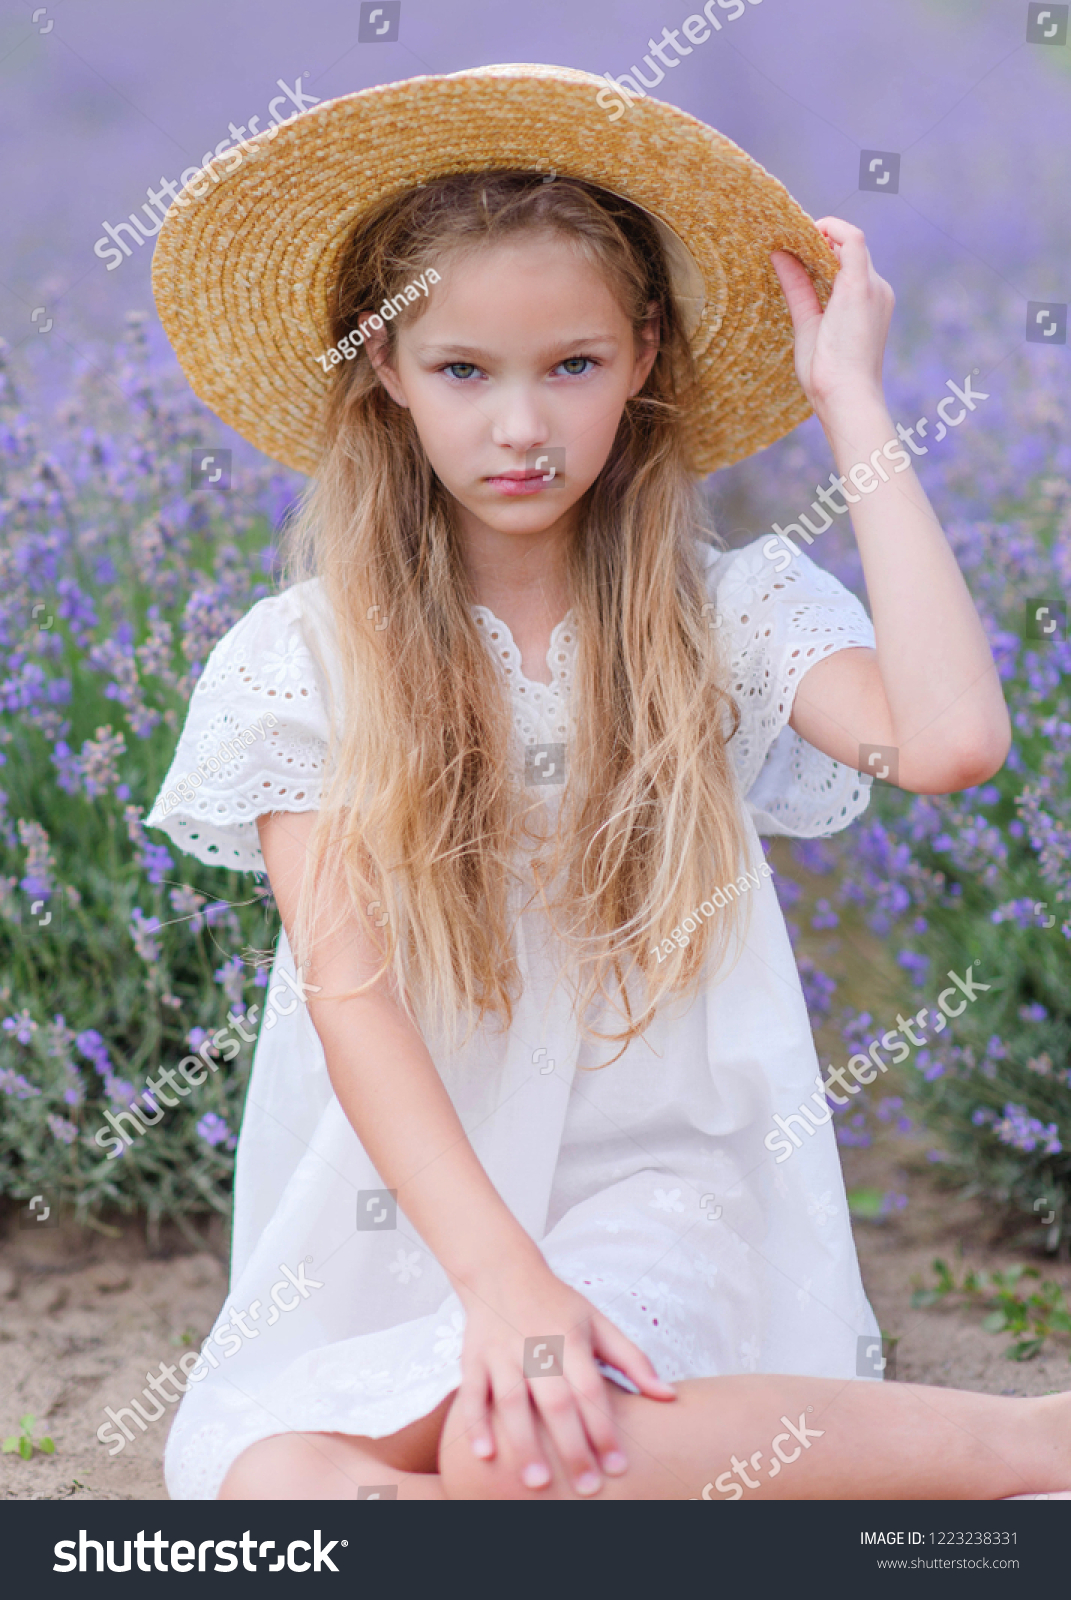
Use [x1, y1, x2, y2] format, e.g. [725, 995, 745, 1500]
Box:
[415, 236, 624, 312]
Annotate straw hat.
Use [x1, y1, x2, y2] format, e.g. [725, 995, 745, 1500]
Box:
[151, 62, 839, 479]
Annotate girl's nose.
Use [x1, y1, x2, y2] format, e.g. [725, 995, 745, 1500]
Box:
[488, 385, 550, 453]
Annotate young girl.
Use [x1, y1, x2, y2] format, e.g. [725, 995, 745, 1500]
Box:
[147, 64, 1068, 1501]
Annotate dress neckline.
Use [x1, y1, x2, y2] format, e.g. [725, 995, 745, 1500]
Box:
[469, 602, 578, 695]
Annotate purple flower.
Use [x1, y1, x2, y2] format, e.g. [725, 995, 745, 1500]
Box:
[169, 884, 207, 933]
[130, 907, 162, 964]
[790, 838, 837, 875]
[2, 1008, 37, 1045]
[196, 1111, 237, 1150]
[993, 1103, 1062, 1155]
[0, 1067, 40, 1099]
[897, 949, 930, 985]
[797, 956, 836, 1024]
[77, 726, 127, 798]
[75, 1029, 112, 1077]
[213, 955, 246, 1008]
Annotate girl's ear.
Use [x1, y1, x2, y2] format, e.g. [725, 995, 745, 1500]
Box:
[629, 299, 661, 396]
[360, 311, 410, 409]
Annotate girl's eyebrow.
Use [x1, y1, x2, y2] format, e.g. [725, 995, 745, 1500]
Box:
[414, 334, 621, 362]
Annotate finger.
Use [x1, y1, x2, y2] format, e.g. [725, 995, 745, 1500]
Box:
[813, 220, 874, 280]
[591, 1314, 677, 1400]
[529, 1373, 603, 1495]
[490, 1366, 551, 1490]
[770, 250, 823, 326]
[812, 216, 863, 247]
[455, 1363, 495, 1460]
[566, 1362, 629, 1477]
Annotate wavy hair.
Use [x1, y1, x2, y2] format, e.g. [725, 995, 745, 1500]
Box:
[284, 171, 752, 1065]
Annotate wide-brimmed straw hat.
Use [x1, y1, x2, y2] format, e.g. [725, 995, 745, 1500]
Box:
[151, 62, 838, 479]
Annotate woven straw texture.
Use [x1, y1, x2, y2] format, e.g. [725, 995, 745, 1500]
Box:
[151, 63, 839, 478]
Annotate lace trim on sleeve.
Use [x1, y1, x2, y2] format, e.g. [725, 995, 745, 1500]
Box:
[706, 538, 877, 837]
[145, 584, 331, 873]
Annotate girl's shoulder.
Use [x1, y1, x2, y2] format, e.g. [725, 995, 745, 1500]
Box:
[699, 532, 860, 609]
[145, 580, 338, 874]
[698, 535, 877, 838]
[194, 577, 337, 686]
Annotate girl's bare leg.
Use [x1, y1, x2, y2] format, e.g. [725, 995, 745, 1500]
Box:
[218, 1392, 452, 1499]
[439, 1374, 1071, 1501]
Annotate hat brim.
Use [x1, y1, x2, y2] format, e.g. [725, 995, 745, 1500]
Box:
[151, 63, 838, 478]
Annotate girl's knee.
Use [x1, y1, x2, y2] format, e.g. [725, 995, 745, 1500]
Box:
[217, 1431, 332, 1500]
[439, 1443, 545, 1500]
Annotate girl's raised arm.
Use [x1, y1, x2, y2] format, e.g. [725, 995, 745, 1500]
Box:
[771, 219, 1011, 795]
[256, 808, 675, 1496]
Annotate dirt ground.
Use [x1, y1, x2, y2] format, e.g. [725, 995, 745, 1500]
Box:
[1, 1137, 1068, 1502]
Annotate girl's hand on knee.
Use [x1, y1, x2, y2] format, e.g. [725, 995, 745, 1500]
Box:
[454, 1261, 675, 1495]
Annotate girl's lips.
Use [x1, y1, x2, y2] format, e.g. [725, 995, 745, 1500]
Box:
[485, 472, 555, 497]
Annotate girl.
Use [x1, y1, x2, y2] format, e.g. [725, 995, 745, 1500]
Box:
[147, 64, 1067, 1500]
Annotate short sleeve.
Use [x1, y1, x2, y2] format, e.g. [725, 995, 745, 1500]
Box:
[702, 537, 877, 837]
[145, 581, 333, 873]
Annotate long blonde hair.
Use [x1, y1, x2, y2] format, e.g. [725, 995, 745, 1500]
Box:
[285, 171, 752, 1065]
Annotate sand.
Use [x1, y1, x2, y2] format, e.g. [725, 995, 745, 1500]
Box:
[2, 1145, 1068, 1501]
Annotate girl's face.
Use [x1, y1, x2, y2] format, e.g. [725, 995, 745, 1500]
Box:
[366, 232, 659, 545]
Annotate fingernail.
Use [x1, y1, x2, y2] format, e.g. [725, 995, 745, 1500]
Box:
[575, 1471, 602, 1496]
[471, 1436, 493, 1458]
[522, 1462, 551, 1488]
[603, 1451, 628, 1475]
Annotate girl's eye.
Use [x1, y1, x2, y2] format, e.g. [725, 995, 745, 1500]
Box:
[557, 356, 594, 376]
[444, 362, 479, 381]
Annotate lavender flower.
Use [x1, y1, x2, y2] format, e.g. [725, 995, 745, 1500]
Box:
[196, 1111, 237, 1151]
[130, 907, 162, 964]
[2, 1008, 37, 1045]
[993, 1104, 1062, 1155]
[213, 955, 246, 1009]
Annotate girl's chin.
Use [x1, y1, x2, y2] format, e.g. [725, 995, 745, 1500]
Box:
[449, 488, 582, 534]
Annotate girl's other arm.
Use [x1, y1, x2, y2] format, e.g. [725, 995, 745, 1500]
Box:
[771, 219, 1011, 795]
[256, 808, 674, 1495]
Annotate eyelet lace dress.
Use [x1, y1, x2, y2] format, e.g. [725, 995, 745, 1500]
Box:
[146, 536, 882, 1500]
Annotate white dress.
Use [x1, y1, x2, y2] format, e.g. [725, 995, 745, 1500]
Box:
[146, 535, 882, 1501]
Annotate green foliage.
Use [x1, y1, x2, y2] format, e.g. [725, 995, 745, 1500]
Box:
[912, 1257, 1071, 1361]
[0, 318, 297, 1235]
[2, 1414, 55, 1460]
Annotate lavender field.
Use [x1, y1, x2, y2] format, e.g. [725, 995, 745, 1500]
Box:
[1, 0, 1070, 1502]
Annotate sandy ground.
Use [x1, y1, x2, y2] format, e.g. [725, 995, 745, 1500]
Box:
[1, 1144, 1068, 1502]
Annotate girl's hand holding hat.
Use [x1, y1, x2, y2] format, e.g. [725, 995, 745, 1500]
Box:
[770, 218, 895, 421]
